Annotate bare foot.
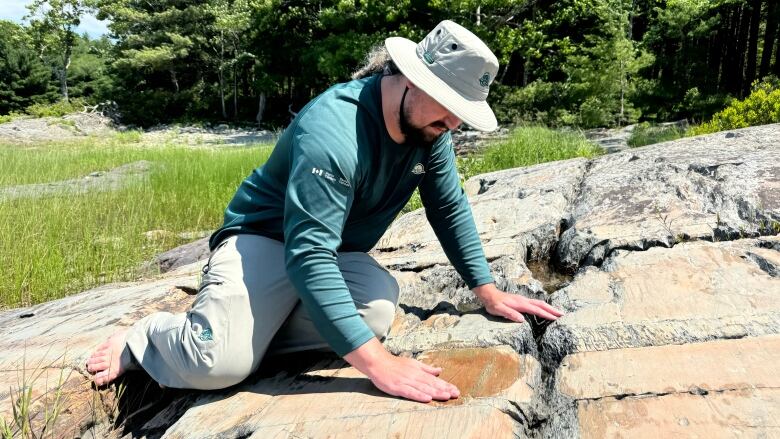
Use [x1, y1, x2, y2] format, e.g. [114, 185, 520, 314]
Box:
[86, 329, 130, 386]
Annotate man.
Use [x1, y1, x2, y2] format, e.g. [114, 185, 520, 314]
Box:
[87, 20, 563, 403]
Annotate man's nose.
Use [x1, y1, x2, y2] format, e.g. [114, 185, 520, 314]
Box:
[443, 113, 462, 131]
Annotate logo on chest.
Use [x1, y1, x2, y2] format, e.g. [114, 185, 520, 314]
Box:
[412, 163, 425, 175]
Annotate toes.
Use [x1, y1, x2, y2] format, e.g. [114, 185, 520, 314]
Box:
[86, 354, 109, 372]
[86, 359, 110, 374]
[94, 370, 116, 386]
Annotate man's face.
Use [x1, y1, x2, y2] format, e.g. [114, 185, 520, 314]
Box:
[400, 84, 462, 148]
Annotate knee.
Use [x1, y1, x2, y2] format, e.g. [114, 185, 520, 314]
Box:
[361, 270, 399, 340]
[362, 297, 398, 340]
[174, 327, 255, 389]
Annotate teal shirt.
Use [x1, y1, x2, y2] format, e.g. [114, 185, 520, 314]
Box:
[210, 74, 493, 356]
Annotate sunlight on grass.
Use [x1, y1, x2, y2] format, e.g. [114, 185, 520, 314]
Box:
[628, 123, 687, 148]
[459, 126, 602, 179]
[2, 126, 601, 309]
[0, 139, 272, 308]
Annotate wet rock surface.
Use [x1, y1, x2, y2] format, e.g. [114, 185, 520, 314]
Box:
[2, 124, 779, 437]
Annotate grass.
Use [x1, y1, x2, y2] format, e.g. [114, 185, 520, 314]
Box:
[0, 347, 128, 438]
[2, 125, 600, 309]
[402, 126, 603, 213]
[458, 126, 602, 178]
[628, 123, 687, 148]
[1, 136, 273, 308]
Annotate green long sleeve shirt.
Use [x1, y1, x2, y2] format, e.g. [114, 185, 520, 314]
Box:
[209, 74, 493, 356]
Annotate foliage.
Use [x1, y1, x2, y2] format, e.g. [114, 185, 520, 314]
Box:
[0, 138, 274, 307]
[690, 79, 780, 135]
[0, 113, 26, 124]
[628, 122, 687, 147]
[5, 0, 780, 128]
[92, 0, 219, 125]
[0, 21, 54, 115]
[25, 0, 93, 101]
[25, 97, 88, 118]
[0, 354, 68, 438]
[460, 126, 603, 180]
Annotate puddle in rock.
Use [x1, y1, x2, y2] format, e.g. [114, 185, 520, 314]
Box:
[526, 259, 573, 293]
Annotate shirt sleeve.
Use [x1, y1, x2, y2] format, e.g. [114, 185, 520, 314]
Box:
[418, 136, 494, 289]
[282, 128, 376, 357]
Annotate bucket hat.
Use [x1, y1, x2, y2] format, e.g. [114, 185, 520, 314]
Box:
[385, 20, 499, 131]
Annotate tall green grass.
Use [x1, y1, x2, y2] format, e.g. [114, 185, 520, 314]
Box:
[2, 125, 601, 309]
[628, 123, 687, 148]
[1, 139, 272, 308]
[459, 126, 602, 179]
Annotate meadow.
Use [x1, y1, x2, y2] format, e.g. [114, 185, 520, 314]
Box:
[0, 127, 602, 309]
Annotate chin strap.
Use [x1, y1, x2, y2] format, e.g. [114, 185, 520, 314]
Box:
[399, 85, 410, 135]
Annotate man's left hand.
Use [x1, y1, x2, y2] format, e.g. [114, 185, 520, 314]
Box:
[472, 283, 563, 323]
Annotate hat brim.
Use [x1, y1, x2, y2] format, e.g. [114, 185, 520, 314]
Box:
[385, 36, 498, 132]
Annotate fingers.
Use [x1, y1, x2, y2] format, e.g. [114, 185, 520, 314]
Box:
[525, 306, 559, 321]
[496, 305, 525, 323]
[418, 362, 442, 376]
[534, 299, 564, 317]
[399, 384, 433, 403]
[509, 297, 564, 321]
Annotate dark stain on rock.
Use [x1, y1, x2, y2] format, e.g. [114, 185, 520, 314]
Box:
[418, 347, 520, 405]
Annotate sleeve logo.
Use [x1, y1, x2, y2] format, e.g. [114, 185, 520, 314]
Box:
[312, 167, 351, 188]
[412, 163, 425, 175]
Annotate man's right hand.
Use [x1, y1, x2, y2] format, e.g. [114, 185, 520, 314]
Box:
[344, 338, 460, 403]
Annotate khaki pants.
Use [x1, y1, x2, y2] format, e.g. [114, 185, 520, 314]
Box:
[124, 234, 400, 389]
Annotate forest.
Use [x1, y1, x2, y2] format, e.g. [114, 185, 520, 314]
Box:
[2, 0, 780, 128]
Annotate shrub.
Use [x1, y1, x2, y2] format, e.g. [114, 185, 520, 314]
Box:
[690, 79, 780, 136]
[25, 98, 89, 118]
[0, 112, 24, 124]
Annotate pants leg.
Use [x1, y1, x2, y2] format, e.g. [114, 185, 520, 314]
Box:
[266, 251, 400, 356]
[124, 233, 399, 390]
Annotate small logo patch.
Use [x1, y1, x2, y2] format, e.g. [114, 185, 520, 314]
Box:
[423, 51, 435, 64]
[479, 72, 491, 87]
[312, 167, 350, 188]
[412, 163, 425, 175]
[199, 328, 213, 341]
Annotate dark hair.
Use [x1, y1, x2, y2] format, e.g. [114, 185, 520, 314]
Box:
[352, 44, 399, 79]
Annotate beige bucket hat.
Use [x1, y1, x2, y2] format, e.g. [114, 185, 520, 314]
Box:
[385, 20, 499, 132]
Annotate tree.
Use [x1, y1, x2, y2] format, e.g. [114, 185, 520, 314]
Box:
[96, 0, 218, 124]
[25, 0, 91, 101]
[0, 20, 53, 114]
[208, 0, 253, 120]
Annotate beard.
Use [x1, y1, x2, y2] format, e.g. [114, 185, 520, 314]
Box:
[400, 105, 448, 148]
